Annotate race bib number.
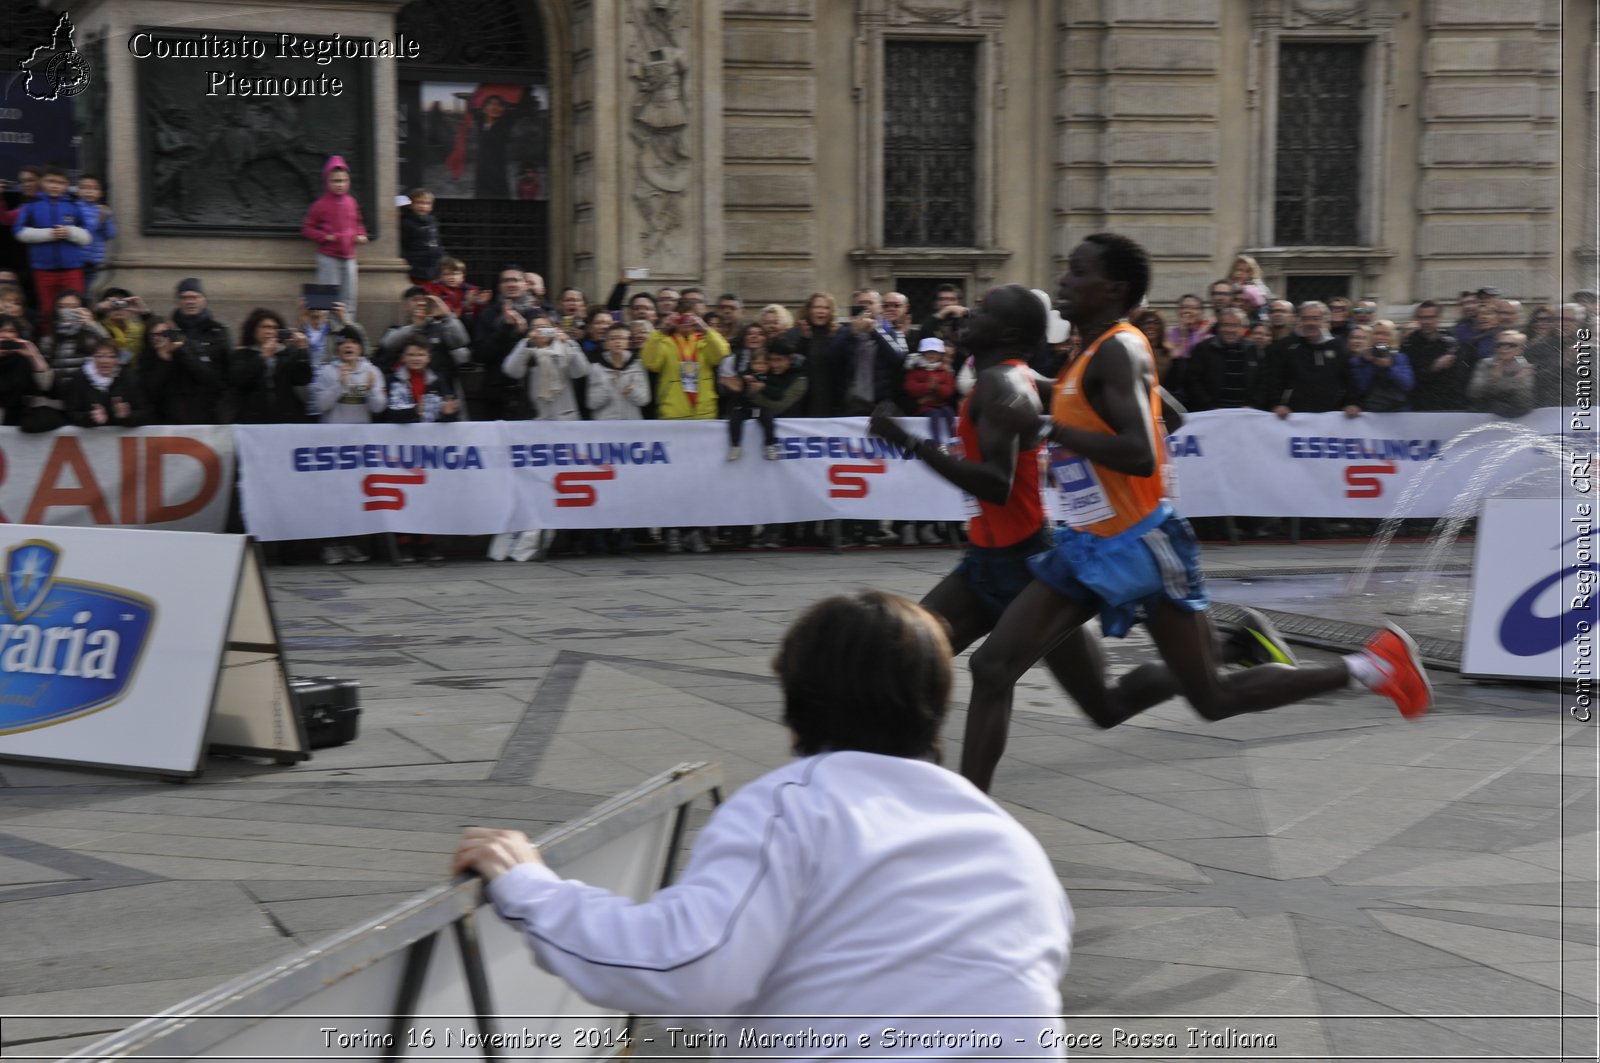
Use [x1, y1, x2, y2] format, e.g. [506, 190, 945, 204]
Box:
[1048, 445, 1115, 528]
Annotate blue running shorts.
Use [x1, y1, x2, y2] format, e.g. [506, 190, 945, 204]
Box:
[953, 527, 1055, 621]
[1027, 502, 1209, 638]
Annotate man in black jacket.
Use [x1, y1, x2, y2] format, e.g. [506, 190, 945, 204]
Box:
[823, 291, 906, 417]
[779, 292, 840, 417]
[1186, 308, 1269, 412]
[472, 265, 544, 419]
[138, 318, 226, 424]
[1401, 300, 1468, 411]
[169, 278, 232, 368]
[1270, 301, 1350, 417]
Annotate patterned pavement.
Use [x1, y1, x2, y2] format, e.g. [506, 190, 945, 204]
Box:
[0, 540, 1593, 1061]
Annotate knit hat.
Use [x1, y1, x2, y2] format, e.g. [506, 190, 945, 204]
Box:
[175, 277, 204, 296]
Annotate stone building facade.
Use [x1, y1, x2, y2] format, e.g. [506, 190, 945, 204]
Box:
[10, 0, 1595, 325]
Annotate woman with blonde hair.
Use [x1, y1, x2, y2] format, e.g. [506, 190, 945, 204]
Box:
[757, 302, 795, 338]
[1228, 253, 1274, 324]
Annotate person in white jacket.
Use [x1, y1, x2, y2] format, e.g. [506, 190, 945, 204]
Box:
[502, 315, 589, 421]
[454, 591, 1073, 1055]
[309, 330, 387, 563]
[585, 322, 649, 420]
[491, 315, 593, 562]
[309, 330, 386, 423]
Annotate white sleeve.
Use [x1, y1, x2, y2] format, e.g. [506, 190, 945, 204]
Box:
[486, 782, 805, 1017]
[65, 226, 92, 246]
[502, 340, 532, 380]
[364, 366, 387, 413]
[623, 362, 650, 407]
[585, 363, 613, 410]
[13, 226, 53, 244]
[563, 340, 589, 379]
[308, 365, 339, 415]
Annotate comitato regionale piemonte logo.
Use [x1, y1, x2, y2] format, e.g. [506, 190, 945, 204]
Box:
[18, 13, 92, 101]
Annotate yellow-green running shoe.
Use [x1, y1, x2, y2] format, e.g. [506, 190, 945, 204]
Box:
[1228, 607, 1300, 668]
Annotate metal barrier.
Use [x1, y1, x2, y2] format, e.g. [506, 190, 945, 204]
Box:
[64, 763, 723, 1061]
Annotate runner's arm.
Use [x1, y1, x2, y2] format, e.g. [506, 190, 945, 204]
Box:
[1044, 332, 1159, 477]
[868, 369, 1023, 505]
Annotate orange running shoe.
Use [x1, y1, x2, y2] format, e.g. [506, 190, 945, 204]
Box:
[1360, 622, 1432, 718]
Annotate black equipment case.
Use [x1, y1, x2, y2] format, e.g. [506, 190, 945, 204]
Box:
[289, 676, 362, 749]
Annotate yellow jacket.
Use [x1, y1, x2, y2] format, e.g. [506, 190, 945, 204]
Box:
[640, 328, 731, 420]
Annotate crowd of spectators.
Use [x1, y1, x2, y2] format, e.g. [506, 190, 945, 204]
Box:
[3, 169, 1593, 560]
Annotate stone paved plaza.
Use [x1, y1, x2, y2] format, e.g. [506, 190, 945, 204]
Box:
[0, 541, 1594, 1061]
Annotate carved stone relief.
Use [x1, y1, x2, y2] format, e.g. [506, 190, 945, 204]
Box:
[626, 0, 691, 259]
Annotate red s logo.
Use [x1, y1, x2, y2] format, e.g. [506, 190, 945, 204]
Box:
[828, 461, 887, 499]
[1344, 462, 1397, 499]
[363, 469, 427, 511]
[554, 466, 617, 507]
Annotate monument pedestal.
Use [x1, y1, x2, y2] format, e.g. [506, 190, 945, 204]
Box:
[69, 0, 407, 330]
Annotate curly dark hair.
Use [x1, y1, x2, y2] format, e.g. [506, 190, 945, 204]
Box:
[239, 307, 285, 349]
[1083, 232, 1152, 314]
[773, 592, 953, 761]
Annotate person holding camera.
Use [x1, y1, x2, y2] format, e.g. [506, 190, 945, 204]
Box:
[1343, 318, 1414, 416]
[135, 317, 226, 424]
[640, 308, 730, 422]
[823, 291, 904, 418]
[39, 289, 109, 382]
[63, 337, 147, 428]
[96, 288, 151, 360]
[228, 308, 314, 424]
[299, 295, 365, 366]
[502, 313, 590, 421]
[0, 314, 56, 429]
[380, 286, 472, 391]
[778, 292, 840, 417]
[488, 313, 592, 563]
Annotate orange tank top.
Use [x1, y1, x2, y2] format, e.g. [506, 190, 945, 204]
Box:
[955, 360, 1045, 548]
[1047, 322, 1165, 537]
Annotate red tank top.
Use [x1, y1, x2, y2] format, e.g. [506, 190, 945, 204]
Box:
[955, 359, 1045, 548]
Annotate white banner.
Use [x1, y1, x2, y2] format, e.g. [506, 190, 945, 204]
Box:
[1167, 407, 1586, 518]
[502, 417, 964, 529]
[235, 422, 516, 541]
[0, 426, 234, 532]
[231, 409, 1595, 539]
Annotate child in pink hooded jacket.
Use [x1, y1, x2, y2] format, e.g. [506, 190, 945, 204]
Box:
[301, 156, 369, 312]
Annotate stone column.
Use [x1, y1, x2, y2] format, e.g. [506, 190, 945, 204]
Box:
[64, 0, 407, 330]
[1056, 0, 1225, 302]
[1417, 0, 1563, 301]
[585, 0, 724, 294]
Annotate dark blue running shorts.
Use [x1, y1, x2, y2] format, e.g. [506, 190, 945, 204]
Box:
[953, 527, 1055, 620]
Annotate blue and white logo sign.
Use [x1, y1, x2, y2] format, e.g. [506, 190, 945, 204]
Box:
[0, 539, 156, 736]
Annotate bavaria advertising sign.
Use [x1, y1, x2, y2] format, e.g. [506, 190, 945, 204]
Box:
[0, 538, 155, 735]
[0, 525, 257, 775]
[1463, 497, 1597, 681]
